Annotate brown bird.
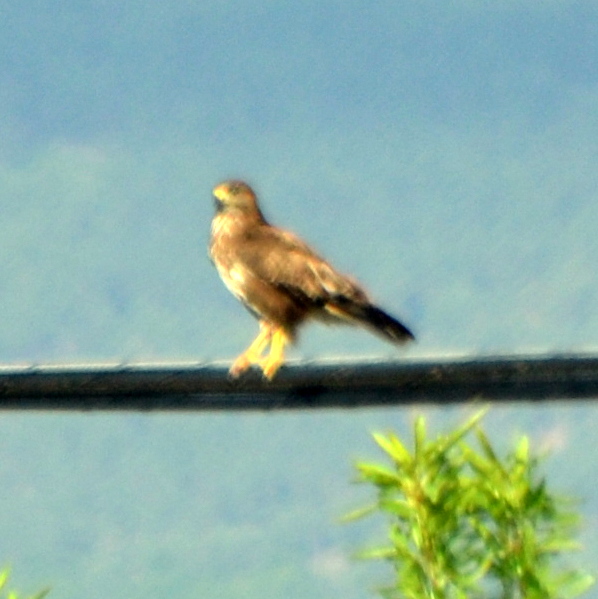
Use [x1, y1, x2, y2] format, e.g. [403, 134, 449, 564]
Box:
[209, 180, 414, 380]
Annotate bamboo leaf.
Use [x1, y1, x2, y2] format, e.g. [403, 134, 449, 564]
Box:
[341, 504, 377, 522]
[0, 570, 8, 591]
[414, 416, 426, 462]
[356, 547, 397, 560]
[515, 435, 530, 463]
[379, 498, 412, 518]
[372, 432, 412, 466]
[437, 408, 489, 454]
[356, 462, 401, 486]
[555, 572, 596, 598]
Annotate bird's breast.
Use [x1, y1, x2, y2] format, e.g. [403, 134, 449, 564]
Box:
[211, 213, 234, 240]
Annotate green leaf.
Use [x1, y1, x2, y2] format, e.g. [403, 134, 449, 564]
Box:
[414, 416, 426, 462]
[0, 570, 9, 591]
[341, 504, 377, 522]
[462, 445, 494, 477]
[355, 462, 401, 486]
[436, 408, 489, 454]
[540, 539, 582, 553]
[515, 435, 530, 463]
[356, 546, 397, 560]
[475, 428, 509, 480]
[556, 572, 596, 598]
[372, 432, 412, 466]
[379, 498, 412, 518]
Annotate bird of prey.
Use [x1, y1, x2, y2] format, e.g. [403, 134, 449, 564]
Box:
[209, 180, 414, 380]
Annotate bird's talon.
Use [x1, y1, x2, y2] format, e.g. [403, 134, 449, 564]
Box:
[259, 360, 282, 381]
[261, 366, 280, 380]
[229, 356, 252, 378]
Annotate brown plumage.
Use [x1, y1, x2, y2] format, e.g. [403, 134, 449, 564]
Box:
[209, 180, 414, 379]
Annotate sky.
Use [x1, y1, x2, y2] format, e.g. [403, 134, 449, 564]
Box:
[1, 2, 598, 597]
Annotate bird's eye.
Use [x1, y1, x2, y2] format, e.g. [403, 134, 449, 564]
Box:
[229, 184, 240, 195]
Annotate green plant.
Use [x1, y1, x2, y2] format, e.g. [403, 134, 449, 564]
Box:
[0, 569, 50, 599]
[347, 410, 594, 599]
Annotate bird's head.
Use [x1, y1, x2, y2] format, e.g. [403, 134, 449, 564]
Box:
[212, 180, 263, 218]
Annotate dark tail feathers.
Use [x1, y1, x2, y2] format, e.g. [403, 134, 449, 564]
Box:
[360, 304, 415, 344]
[330, 298, 415, 344]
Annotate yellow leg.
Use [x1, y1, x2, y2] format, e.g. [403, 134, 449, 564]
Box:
[229, 323, 273, 378]
[259, 327, 291, 380]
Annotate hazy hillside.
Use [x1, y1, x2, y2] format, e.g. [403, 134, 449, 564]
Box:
[1, 2, 597, 598]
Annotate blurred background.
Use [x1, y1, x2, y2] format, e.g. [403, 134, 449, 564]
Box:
[1, 2, 597, 597]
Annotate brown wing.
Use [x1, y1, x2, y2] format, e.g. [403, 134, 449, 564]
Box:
[236, 224, 414, 343]
[239, 225, 366, 303]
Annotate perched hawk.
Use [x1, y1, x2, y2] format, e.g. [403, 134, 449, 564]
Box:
[210, 180, 414, 380]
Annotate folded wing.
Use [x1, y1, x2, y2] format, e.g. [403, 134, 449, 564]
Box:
[238, 225, 414, 343]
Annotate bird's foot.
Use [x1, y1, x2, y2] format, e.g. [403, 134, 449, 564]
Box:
[228, 354, 253, 379]
[257, 327, 290, 380]
[229, 351, 283, 380]
[228, 323, 273, 379]
[258, 355, 283, 381]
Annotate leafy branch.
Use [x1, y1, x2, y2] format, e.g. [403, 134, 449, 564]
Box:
[347, 410, 594, 599]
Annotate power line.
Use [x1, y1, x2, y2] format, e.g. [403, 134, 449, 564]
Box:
[1, 353, 597, 411]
